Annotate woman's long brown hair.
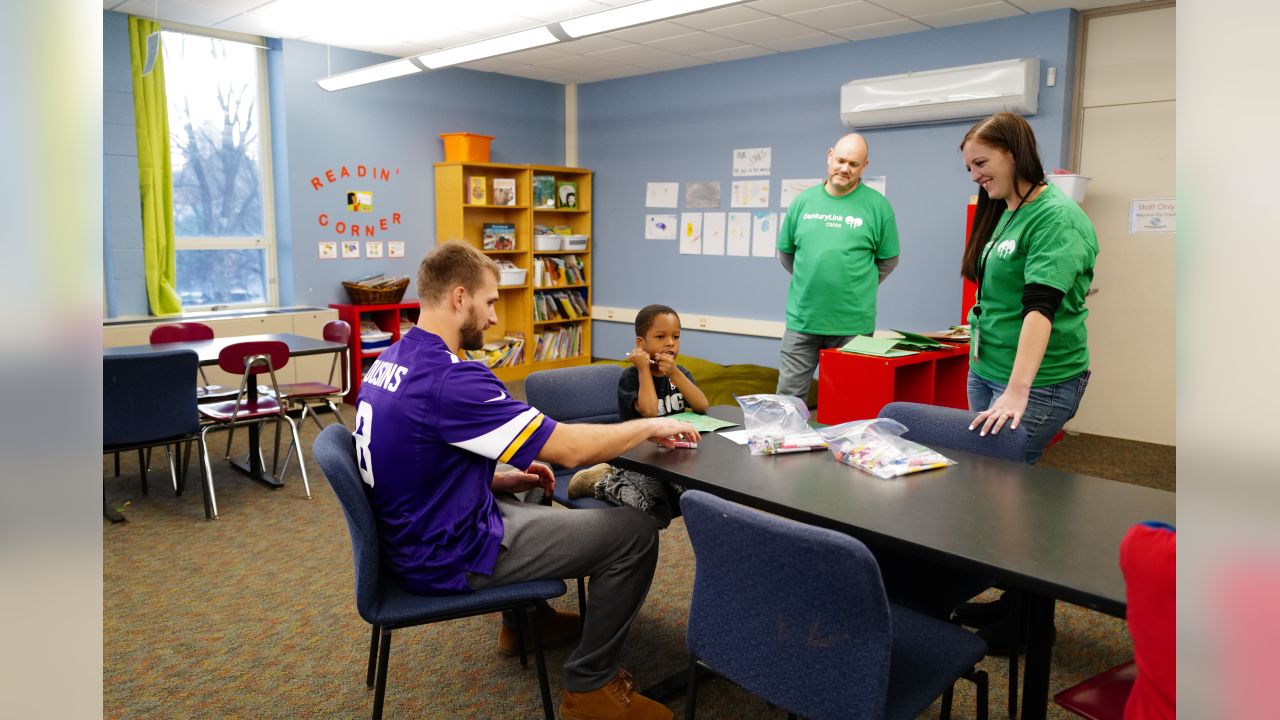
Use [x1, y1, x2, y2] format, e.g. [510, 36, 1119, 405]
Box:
[960, 112, 1047, 282]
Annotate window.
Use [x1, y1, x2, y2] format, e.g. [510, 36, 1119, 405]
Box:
[162, 30, 276, 309]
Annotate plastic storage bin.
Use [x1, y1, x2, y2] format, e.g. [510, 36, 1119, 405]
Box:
[561, 235, 589, 251]
[533, 235, 562, 251]
[439, 133, 494, 163]
[499, 267, 528, 286]
[1046, 173, 1090, 204]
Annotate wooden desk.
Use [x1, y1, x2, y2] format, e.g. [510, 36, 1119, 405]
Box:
[615, 406, 1174, 720]
[106, 334, 347, 488]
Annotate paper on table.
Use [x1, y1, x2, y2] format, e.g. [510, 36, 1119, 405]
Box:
[841, 335, 918, 357]
[718, 429, 751, 445]
[645, 182, 678, 208]
[664, 411, 740, 432]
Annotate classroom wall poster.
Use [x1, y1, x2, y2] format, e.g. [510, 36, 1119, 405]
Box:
[318, 241, 337, 259]
[387, 241, 405, 258]
[726, 212, 751, 256]
[645, 213, 678, 240]
[702, 212, 726, 256]
[752, 211, 777, 257]
[1129, 198, 1176, 233]
[730, 180, 770, 208]
[365, 241, 383, 258]
[680, 212, 703, 255]
[341, 240, 361, 258]
[733, 147, 771, 176]
[645, 182, 679, 208]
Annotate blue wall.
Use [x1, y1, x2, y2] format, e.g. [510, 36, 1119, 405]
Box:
[580, 10, 1078, 367]
[102, 11, 565, 316]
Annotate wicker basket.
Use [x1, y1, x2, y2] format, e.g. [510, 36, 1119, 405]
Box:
[342, 277, 409, 305]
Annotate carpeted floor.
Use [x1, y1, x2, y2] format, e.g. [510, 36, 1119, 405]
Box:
[103, 401, 1173, 719]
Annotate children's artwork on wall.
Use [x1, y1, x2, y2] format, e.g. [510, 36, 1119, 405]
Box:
[732, 147, 771, 177]
[645, 182, 678, 208]
[730, 180, 770, 208]
[864, 176, 887, 197]
[752, 211, 777, 258]
[780, 178, 821, 209]
[727, 212, 751, 256]
[645, 214, 678, 240]
[702, 212, 726, 256]
[685, 181, 721, 209]
[318, 241, 337, 259]
[388, 241, 405, 258]
[347, 190, 372, 212]
[366, 241, 384, 258]
[341, 240, 361, 258]
[680, 212, 703, 255]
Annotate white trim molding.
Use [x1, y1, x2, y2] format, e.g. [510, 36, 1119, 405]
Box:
[591, 305, 786, 339]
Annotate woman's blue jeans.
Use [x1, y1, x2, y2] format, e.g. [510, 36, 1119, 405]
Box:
[967, 370, 1091, 464]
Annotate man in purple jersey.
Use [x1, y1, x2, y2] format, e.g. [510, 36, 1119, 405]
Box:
[356, 241, 697, 720]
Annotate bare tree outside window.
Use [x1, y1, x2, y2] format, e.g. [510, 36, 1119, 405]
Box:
[162, 31, 274, 308]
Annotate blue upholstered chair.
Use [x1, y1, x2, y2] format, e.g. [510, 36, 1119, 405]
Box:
[103, 349, 215, 521]
[312, 424, 565, 720]
[523, 364, 624, 510]
[877, 401, 1030, 463]
[679, 490, 988, 720]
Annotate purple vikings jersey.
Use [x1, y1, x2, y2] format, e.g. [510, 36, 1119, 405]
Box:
[355, 327, 558, 594]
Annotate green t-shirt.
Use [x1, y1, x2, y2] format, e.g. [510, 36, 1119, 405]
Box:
[967, 183, 1098, 386]
[777, 182, 899, 335]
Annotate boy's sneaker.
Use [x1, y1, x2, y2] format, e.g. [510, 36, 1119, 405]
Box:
[561, 669, 673, 720]
[569, 463, 613, 499]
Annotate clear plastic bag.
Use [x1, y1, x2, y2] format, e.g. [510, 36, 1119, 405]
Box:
[818, 418, 955, 479]
[735, 394, 828, 455]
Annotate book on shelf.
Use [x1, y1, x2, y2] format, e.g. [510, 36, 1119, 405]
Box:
[464, 333, 525, 369]
[534, 289, 588, 321]
[533, 175, 556, 208]
[533, 254, 586, 287]
[557, 180, 578, 209]
[482, 222, 516, 250]
[467, 176, 487, 205]
[492, 178, 516, 206]
[532, 325, 583, 362]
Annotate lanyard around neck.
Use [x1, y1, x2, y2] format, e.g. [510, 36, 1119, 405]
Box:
[974, 181, 1044, 314]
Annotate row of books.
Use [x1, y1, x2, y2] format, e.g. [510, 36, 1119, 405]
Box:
[467, 177, 517, 206]
[533, 176, 579, 209]
[464, 333, 525, 369]
[535, 290, 589, 322]
[533, 254, 586, 287]
[533, 325, 584, 362]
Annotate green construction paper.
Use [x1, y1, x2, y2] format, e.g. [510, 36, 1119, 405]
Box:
[663, 411, 740, 432]
[840, 336, 918, 357]
[890, 329, 946, 347]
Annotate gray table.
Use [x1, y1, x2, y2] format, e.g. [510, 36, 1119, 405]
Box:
[106, 333, 347, 488]
[615, 406, 1175, 720]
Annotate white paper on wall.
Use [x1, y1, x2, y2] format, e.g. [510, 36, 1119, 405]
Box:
[730, 180, 770, 208]
[645, 214, 678, 240]
[645, 182, 679, 208]
[685, 181, 721, 209]
[752, 211, 778, 258]
[702, 212, 726, 256]
[733, 147, 772, 176]
[680, 212, 703, 255]
[780, 178, 821, 209]
[727, 212, 751, 256]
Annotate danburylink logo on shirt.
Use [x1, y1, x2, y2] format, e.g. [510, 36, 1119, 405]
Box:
[365, 358, 409, 393]
[801, 212, 864, 229]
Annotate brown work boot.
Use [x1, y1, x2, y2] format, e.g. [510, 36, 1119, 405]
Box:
[568, 463, 613, 499]
[561, 669, 673, 720]
[497, 606, 581, 656]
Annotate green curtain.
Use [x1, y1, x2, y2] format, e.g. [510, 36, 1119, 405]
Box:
[128, 17, 182, 315]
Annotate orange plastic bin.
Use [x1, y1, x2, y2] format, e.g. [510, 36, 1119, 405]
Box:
[440, 133, 494, 162]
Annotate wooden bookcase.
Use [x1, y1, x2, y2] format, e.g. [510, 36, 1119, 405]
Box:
[435, 161, 593, 382]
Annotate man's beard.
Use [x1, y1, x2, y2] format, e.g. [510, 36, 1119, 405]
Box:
[461, 312, 487, 351]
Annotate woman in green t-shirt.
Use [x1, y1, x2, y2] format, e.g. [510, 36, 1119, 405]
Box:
[960, 112, 1098, 465]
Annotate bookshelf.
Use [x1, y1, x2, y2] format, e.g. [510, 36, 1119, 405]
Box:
[435, 162, 593, 382]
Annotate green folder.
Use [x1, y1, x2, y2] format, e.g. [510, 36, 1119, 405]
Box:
[890, 329, 948, 349]
[664, 411, 740, 432]
[840, 336, 917, 357]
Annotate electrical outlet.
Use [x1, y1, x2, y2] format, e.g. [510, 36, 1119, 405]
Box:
[697, 317, 709, 329]
[606, 308, 615, 319]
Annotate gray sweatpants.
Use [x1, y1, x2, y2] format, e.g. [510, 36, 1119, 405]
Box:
[776, 328, 857, 401]
[467, 492, 659, 692]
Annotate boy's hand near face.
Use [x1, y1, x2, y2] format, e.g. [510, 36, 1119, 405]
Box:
[653, 352, 677, 377]
[628, 347, 652, 371]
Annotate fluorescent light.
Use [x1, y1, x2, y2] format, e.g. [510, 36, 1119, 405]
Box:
[559, 0, 749, 39]
[317, 58, 422, 91]
[417, 26, 559, 69]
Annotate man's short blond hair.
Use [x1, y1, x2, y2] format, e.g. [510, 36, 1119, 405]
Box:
[416, 241, 500, 305]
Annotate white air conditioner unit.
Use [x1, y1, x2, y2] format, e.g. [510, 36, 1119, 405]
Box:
[840, 58, 1040, 129]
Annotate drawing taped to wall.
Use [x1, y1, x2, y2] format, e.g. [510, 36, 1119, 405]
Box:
[318, 241, 338, 259]
[645, 214, 678, 240]
[685, 181, 721, 209]
[680, 212, 703, 255]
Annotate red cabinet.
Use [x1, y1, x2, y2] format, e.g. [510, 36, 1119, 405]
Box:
[816, 344, 971, 425]
[330, 301, 420, 404]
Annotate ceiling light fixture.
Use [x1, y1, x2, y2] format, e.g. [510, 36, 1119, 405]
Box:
[416, 26, 561, 70]
[559, 0, 750, 38]
[317, 57, 422, 91]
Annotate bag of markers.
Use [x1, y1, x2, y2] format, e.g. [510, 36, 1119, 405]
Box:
[735, 393, 828, 456]
[818, 418, 955, 479]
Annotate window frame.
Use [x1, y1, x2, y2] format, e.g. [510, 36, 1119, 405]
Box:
[161, 22, 279, 311]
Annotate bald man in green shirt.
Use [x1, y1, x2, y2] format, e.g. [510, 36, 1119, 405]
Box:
[776, 133, 900, 401]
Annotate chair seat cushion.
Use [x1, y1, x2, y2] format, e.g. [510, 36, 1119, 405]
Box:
[884, 604, 988, 720]
[368, 574, 567, 627]
[199, 397, 284, 421]
[275, 381, 341, 398]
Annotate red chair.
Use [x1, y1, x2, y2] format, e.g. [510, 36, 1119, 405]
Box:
[1054, 661, 1137, 720]
[273, 320, 352, 430]
[198, 341, 312, 508]
[149, 322, 237, 402]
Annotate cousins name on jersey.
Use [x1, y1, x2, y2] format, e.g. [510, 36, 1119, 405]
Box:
[365, 358, 409, 393]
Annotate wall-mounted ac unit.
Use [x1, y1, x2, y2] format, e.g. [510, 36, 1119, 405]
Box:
[840, 58, 1040, 129]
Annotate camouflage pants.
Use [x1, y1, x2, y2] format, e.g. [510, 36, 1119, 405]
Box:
[593, 467, 685, 530]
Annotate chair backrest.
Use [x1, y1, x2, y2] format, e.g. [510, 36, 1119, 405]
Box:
[103, 349, 200, 447]
[525, 364, 624, 424]
[323, 319, 352, 345]
[313, 424, 381, 623]
[679, 490, 893, 720]
[878, 401, 1029, 463]
[217, 340, 290, 376]
[149, 322, 215, 344]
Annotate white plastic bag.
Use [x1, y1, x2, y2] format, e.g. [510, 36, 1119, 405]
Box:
[735, 394, 828, 455]
[818, 418, 955, 479]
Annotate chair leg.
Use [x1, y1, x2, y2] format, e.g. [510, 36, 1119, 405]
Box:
[972, 668, 989, 720]
[198, 429, 219, 519]
[685, 653, 701, 720]
[525, 604, 556, 720]
[166, 444, 179, 493]
[306, 402, 327, 431]
[327, 400, 348, 428]
[577, 576, 588, 620]
[372, 627, 392, 720]
[114, 451, 120, 477]
[1008, 589, 1020, 719]
[940, 682, 955, 720]
[513, 609, 529, 669]
[137, 449, 148, 496]
[283, 414, 312, 499]
[366, 625, 381, 688]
